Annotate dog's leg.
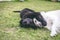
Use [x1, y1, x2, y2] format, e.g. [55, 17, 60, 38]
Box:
[50, 25, 57, 37]
[50, 18, 59, 37]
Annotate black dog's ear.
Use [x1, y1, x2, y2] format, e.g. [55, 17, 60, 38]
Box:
[13, 8, 35, 13]
[21, 8, 35, 13]
[13, 11, 21, 13]
[35, 12, 47, 26]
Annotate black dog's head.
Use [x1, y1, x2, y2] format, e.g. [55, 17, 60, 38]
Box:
[14, 8, 47, 29]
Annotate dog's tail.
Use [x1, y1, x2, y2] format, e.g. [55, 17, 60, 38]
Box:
[13, 11, 21, 13]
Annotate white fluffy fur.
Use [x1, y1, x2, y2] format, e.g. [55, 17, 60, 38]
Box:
[33, 10, 60, 37]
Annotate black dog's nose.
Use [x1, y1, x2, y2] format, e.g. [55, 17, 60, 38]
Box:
[22, 18, 33, 26]
[23, 21, 30, 25]
[23, 21, 27, 24]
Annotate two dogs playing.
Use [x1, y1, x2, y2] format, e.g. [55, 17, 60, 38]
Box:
[14, 8, 60, 37]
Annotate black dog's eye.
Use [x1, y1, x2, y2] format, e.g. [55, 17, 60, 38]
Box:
[35, 20, 37, 22]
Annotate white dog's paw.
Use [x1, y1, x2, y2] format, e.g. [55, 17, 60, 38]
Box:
[50, 33, 56, 37]
[50, 32, 57, 37]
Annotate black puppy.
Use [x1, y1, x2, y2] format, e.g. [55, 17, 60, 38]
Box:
[14, 8, 47, 29]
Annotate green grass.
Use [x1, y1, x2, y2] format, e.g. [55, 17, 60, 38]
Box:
[0, 0, 60, 40]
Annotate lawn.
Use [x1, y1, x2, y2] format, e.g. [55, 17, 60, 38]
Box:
[0, 0, 60, 40]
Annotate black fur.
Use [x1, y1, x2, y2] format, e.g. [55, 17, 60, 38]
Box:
[13, 8, 47, 29]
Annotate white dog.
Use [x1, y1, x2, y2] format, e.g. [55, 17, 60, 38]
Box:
[33, 10, 60, 37]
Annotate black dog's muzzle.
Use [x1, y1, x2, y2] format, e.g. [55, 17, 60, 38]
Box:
[20, 18, 35, 26]
[22, 18, 33, 25]
[20, 18, 39, 29]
